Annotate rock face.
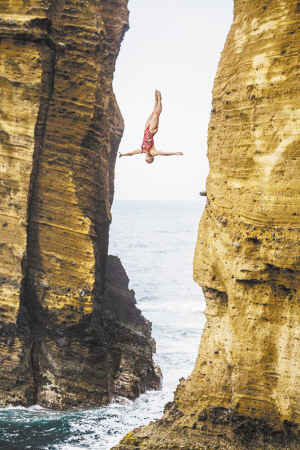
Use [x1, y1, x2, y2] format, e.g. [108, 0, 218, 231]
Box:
[113, 0, 300, 448]
[0, 0, 160, 409]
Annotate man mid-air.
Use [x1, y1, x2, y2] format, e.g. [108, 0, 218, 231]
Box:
[119, 90, 183, 164]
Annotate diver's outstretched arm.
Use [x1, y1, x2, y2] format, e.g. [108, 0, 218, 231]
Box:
[151, 150, 183, 156]
[119, 149, 143, 157]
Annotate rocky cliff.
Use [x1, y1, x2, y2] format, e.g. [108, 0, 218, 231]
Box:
[113, 0, 300, 448]
[0, 0, 160, 409]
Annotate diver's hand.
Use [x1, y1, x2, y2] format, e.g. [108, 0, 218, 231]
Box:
[176, 152, 183, 156]
[119, 152, 123, 158]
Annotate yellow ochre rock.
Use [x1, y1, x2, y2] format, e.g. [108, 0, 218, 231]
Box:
[113, 0, 300, 448]
[0, 1, 160, 409]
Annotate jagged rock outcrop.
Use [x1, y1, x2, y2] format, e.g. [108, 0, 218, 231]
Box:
[0, 0, 160, 409]
[113, 0, 300, 448]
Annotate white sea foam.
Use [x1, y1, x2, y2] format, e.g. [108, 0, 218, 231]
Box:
[28, 405, 47, 412]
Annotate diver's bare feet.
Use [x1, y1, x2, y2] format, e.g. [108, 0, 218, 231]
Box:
[176, 152, 183, 156]
[155, 90, 162, 100]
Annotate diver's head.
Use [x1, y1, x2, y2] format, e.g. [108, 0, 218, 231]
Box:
[145, 154, 154, 164]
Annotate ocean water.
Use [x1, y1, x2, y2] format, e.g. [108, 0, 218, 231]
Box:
[0, 200, 206, 450]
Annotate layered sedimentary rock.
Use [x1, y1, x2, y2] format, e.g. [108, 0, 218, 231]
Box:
[114, 0, 300, 448]
[0, 0, 160, 409]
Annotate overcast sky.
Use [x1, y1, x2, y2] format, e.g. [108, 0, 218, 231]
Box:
[113, 0, 233, 202]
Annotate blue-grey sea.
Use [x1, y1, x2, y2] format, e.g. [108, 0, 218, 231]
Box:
[0, 200, 206, 450]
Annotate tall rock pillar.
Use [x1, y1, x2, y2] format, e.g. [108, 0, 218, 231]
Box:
[0, 0, 160, 409]
[114, 0, 300, 448]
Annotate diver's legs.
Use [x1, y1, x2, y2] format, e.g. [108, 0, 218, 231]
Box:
[144, 90, 162, 134]
[153, 90, 162, 115]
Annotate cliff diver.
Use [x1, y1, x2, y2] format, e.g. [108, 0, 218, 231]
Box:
[118, 90, 183, 164]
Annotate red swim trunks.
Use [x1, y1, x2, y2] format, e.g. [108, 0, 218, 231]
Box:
[141, 125, 154, 153]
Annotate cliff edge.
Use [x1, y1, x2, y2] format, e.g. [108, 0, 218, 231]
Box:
[0, 0, 160, 409]
[113, 0, 300, 448]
